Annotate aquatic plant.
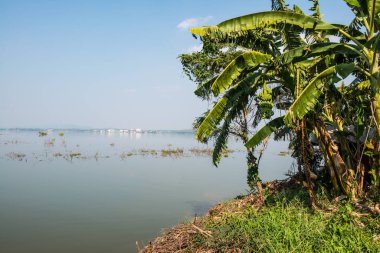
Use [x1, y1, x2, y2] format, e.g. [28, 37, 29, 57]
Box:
[44, 138, 55, 147]
[139, 149, 158, 155]
[6, 152, 26, 161]
[38, 131, 48, 137]
[161, 148, 184, 158]
[63, 152, 81, 161]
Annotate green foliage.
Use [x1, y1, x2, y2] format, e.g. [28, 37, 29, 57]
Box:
[246, 151, 259, 190]
[190, 11, 337, 37]
[194, 190, 380, 252]
[284, 63, 355, 125]
[179, 41, 242, 100]
[245, 116, 285, 148]
[211, 51, 270, 96]
[196, 97, 228, 142]
[278, 43, 358, 65]
[186, 0, 380, 200]
[196, 73, 262, 142]
[257, 83, 274, 119]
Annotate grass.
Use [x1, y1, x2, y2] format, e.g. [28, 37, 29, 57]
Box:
[192, 189, 380, 253]
[143, 186, 380, 253]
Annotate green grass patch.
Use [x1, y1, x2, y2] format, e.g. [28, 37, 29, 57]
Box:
[193, 190, 380, 253]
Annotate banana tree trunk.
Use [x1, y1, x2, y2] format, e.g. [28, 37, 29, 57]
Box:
[315, 121, 350, 195]
[246, 149, 262, 193]
[315, 132, 340, 194]
[300, 119, 317, 208]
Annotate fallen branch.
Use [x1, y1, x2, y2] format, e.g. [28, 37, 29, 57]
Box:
[191, 224, 212, 237]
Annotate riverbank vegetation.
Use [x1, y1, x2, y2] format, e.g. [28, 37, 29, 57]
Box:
[141, 182, 380, 253]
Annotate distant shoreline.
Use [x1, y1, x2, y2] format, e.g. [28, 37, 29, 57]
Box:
[0, 128, 195, 134]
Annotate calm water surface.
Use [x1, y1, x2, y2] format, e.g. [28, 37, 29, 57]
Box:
[0, 129, 293, 253]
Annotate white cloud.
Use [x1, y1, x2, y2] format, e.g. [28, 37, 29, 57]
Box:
[177, 16, 213, 30]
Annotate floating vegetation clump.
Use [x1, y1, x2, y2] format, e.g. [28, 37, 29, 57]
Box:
[44, 138, 55, 147]
[38, 131, 48, 137]
[64, 152, 82, 161]
[190, 147, 235, 157]
[120, 152, 134, 159]
[139, 149, 158, 156]
[161, 148, 184, 158]
[1, 135, 246, 162]
[189, 147, 214, 156]
[6, 152, 26, 161]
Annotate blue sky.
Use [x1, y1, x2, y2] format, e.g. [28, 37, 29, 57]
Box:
[0, 0, 353, 129]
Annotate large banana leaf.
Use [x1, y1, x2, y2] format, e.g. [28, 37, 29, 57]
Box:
[368, 0, 380, 20]
[196, 73, 262, 141]
[343, 0, 362, 8]
[212, 117, 231, 166]
[343, 0, 380, 17]
[278, 43, 359, 65]
[212, 99, 245, 166]
[344, 0, 380, 22]
[196, 97, 228, 142]
[284, 63, 355, 125]
[245, 116, 285, 148]
[294, 57, 323, 70]
[190, 11, 337, 37]
[211, 51, 270, 96]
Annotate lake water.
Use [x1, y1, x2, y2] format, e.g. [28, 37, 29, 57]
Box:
[0, 129, 293, 253]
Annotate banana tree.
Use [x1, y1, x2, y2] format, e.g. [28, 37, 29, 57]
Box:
[190, 1, 380, 132]
[189, 0, 380, 199]
[179, 35, 279, 192]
